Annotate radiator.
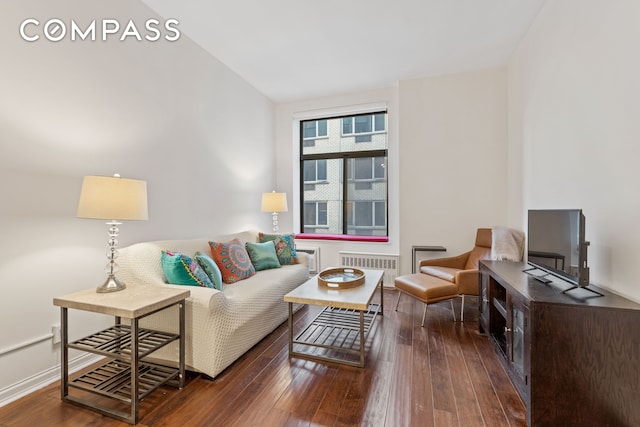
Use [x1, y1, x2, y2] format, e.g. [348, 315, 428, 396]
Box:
[339, 251, 399, 287]
[295, 246, 320, 274]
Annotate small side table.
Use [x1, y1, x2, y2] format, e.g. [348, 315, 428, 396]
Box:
[411, 245, 447, 273]
[54, 285, 190, 424]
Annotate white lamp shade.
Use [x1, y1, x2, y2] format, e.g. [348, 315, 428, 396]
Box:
[77, 175, 148, 220]
[261, 192, 288, 213]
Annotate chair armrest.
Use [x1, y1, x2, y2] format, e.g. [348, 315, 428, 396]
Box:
[455, 269, 479, 296]
[420, 251, 470, 270]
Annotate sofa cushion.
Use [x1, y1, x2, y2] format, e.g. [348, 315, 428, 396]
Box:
[161, 251, 214, 288]
[246, 241, 281, 271]
[258, 233, 299, 265]
[194, 251, 223, 290]
[209, 239, 256, 284]
[420, 266, 458, 283]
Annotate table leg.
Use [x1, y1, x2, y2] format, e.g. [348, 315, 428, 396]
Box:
[359, 310, 365, 367]
[131, 318, 139, 424]
[61, 308, 68, 399]
[412, 247, 416, 274]
[380, 278, 384, 316]
[179, 301, 185, 388]
[288, 302, 293, 356]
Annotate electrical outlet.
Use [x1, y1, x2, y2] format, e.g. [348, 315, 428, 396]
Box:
[52, 324, 61, 344]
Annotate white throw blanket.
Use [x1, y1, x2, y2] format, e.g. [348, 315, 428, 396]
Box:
[491, 226, 525, 262]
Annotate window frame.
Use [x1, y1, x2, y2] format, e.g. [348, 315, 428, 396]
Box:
[303, 159, 328, 184]
[303, 201, 328, 230]
[346, 200, 387, 228]
[349, 157, 387, 182]
[341, 113, 386, 137]
[299, 111, 388, 238]
[302, 119, 328, 140]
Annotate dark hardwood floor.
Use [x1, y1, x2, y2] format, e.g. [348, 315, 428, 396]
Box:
[0, 289, 525, 426]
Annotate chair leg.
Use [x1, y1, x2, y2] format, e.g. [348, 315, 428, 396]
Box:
[395, 291, 402, 311]
[460, 295, 465, 322]
[421, 303, 428, 327]
[450, 299, 456, 322]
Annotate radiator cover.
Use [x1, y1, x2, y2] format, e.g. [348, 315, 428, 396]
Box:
[339, 251, 399, 288]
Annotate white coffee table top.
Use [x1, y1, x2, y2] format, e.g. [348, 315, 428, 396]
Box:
[284, 269, 383, 311]
[54, 284, 190, 318]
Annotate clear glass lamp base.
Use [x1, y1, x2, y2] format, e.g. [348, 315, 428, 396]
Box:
[96, 274, 127, 293]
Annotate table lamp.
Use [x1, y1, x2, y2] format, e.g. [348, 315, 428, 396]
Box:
[77, 174, 148, 293]
[261, 191, 288, 232]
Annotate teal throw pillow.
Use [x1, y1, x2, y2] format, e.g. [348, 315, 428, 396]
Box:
[246, 241, 281, 271]
[258, 233, 299, 265]
[195, 251, 223, 290]
[161, 251, 214, 288]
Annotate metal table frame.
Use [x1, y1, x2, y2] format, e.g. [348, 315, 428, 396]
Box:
[60, 299, 186, 424]
[287, 271, 383, 368]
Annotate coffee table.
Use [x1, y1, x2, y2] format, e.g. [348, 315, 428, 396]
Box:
[284, 269, 383, 367]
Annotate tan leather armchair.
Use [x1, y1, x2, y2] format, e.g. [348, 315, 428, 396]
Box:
[419, 228, 492, 321]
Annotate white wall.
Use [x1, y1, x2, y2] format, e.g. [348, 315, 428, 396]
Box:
[399, 68, 509, 274]
[274, 87, 401, 270]
[508, 0, 640, 300]
[0, 0, 275, 401]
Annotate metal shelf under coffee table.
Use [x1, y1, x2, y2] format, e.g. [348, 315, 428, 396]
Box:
[284, 269, 384, 367]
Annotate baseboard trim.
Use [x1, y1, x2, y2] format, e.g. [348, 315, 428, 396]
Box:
[0, 353, 103, 408]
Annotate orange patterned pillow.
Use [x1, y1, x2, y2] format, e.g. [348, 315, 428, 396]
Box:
[209, 239, 256, 284]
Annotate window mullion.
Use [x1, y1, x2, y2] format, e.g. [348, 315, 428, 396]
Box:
[342, 157, 348, 235]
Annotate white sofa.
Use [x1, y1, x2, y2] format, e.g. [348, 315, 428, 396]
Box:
[117, 230, 310, 379]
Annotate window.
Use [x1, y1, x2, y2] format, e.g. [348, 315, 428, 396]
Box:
[300, 111, 388, 237]
[303, 159, 327, 182]
[302, 120, 327, 147]
[350, 157, 386, 181]
[341, 113, 386, 136]
[303, 202, 328, 232]
[346, 201, 386, 235]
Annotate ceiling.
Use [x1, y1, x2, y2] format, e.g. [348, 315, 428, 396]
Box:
[140, 0, 545, 103]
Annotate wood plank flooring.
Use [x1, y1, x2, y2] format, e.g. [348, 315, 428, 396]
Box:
[0, 289, 525, 427]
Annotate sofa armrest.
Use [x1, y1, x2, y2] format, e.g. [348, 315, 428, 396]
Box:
[296, 251, 309, 267]
[420, 251, 470, 270]
[455, 269, 479, 296]
[160, 283, 226, 313]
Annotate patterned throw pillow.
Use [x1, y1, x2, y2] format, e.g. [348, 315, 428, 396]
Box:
[209, 239, 256, 284]
[195, 251, 223, 290]
[161, 251, 214, 288]
[245, 241, 281, 271]
[258, 233, 299, 265]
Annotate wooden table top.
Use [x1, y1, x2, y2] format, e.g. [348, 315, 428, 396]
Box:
[53, 284, 190, 319]
[284, 269, 383, 311]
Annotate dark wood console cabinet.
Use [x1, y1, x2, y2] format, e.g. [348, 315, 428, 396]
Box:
[479, 261, 640, 427]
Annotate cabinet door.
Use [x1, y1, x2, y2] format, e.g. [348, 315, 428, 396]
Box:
[507, 293, 530, 398]
[479, 271, 490, 333]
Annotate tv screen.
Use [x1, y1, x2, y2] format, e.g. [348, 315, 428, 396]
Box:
[527, 209, 589, 287]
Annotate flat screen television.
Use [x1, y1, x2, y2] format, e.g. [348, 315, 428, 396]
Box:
[526, 209, 602, 296]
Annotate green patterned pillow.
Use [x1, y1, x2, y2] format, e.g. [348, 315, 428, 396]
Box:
[258, 233, 299, 265]
[161, 251, 214, 288]
[246, 241, 281, 271]
[195, 251, 223, 290]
